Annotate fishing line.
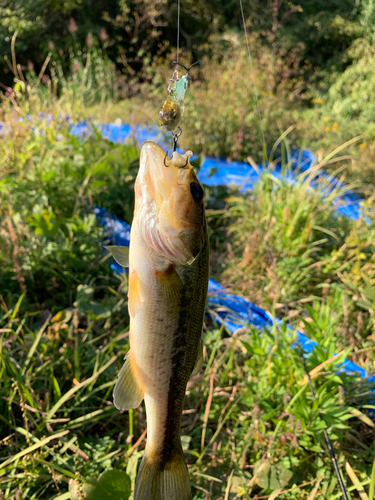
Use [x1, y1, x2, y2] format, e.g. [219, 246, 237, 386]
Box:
[176, 0, 181, 63]
[238, 0, 266, 154]
[297, 345, 349, 500]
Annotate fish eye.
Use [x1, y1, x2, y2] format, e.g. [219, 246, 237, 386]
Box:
[190, 181, 204, 202]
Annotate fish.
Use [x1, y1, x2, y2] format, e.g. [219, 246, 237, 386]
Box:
[159, 61, 200, 133]
[105, 141, 209, 500]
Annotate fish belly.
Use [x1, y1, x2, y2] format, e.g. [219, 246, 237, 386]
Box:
[129, 230, 192, 453]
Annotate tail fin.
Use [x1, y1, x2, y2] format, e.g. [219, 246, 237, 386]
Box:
[134, 445, 191, 500]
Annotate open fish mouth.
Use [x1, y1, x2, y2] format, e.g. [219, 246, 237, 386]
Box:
[134, 141, 205, 265]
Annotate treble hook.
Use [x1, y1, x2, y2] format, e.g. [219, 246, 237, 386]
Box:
[163, 151, 189, 168]
[164, 150, 170, 167]
[181, 156, 189, 168]
[172, 60, 201, 88]
[163, 127, 188, 168]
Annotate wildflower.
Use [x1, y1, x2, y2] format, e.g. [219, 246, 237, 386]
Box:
[68, 18, 78, 33]
[99, 28, 108, 41]
[86, 32, 93, 47]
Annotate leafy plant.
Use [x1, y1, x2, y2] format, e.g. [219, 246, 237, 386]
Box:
[1, 17, 375, 500]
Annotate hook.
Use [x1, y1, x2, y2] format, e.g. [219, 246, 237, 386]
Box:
[172, 61, 200, 87]
[164, 127, 185, 167]
[164, 150, 170, 167]
[163, 127, 188, 168]
[163, 149, 189, 168]
[172, 61, 189, 72]
[181, 156, 189, 168]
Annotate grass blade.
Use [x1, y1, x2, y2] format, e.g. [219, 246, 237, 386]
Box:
[10, 295, 24, 321]
[44, 355, 116, 424]
[349, 409, 375, 428]
[308, 479, 322, 500]
[299, 351, 346, 386]
[52, 493, 71, 500]
[21, 315, 51, 376]
[369, 453, 375, 500]
[346, 461, 369, 500]
[201, 372, 214, 452]
[0, 430, 69, 471]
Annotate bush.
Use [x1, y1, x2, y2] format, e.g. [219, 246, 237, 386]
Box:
[0, 89, 139, 309]
[214, 148, 375, 368]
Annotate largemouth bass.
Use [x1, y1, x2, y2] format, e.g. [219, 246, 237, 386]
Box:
[106, 141, 209, 500]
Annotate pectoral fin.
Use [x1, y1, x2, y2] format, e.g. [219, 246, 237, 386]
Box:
[191, 339, 204, 377]
[113, 351, 144, 411]
[104, 245, 129, 268]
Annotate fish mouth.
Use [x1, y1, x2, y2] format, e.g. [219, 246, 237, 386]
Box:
[139, 141, 194, 199]
[139, 141, 172, 201]
[135, 142, 204, 265]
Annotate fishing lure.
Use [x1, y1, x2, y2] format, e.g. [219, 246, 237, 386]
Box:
[159, 60, 200, 133]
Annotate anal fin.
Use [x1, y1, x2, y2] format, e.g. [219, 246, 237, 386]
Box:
[113, 351, 144, 411]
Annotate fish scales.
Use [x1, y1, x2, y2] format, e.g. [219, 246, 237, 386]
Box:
[161, 229, 209, 460]
[109, 141, 209, 500]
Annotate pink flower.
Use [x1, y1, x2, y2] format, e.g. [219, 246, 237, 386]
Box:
[68, 18, 78, 33]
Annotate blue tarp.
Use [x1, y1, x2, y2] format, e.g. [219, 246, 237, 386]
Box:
[199, 150, 365, 221]
[94, 180, 373, 386]
[88, 123, 373, 384]
[3, 117, 371, 382]
[72, 121, 366, 221]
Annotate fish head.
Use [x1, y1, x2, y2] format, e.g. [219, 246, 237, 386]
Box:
[135, 141, 206, 265]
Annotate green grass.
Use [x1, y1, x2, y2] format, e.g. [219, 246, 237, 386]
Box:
[213, 148, 375, 369]
[2, 292, 375, 499]
[94, 41, 375, 189]
[2, 52, 375, 500]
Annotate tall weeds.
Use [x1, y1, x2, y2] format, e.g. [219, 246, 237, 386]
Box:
[211, 144, 375, 369]
[1, 36, 375, 500]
